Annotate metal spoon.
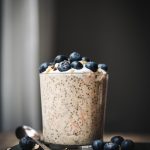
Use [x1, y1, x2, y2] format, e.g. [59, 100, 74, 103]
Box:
[15, 125, 50, 150]
[15, 125, 41, 140]
[15, 125, 92, 150]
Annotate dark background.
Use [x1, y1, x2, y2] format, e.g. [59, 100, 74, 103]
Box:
[0, 0, 2, 131]
[0, 0, 150, 134]
[54, 1, 150, 134]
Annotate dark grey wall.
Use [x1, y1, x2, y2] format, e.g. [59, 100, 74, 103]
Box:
[0, 0, 2, 131]
[55, 1, 150, 134]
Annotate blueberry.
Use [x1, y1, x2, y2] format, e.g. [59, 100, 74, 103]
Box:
[19, 136, 35, 150]
[85, 61, 98, 72]
[15, 126, 27, 139]
[121, 139, 135, 150]
[58, 60, 71, 72]
[49, 62, 55, 66]
[69, 52, 82, 62]
[39, 62, 49, 73]
[111, 136, 124, 145]
[104, 142, 119, 150]
[82, 57, 90, 62]
[71, 61, 83, 69]
[54, 55, 68, 63]
[92, 139, 104, 150]
[98, 64, 108, 71]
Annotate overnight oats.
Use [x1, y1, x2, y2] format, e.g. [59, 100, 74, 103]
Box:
[39, 52, 108, 146]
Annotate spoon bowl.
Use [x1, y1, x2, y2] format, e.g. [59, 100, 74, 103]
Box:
[15, 125, 40, 140]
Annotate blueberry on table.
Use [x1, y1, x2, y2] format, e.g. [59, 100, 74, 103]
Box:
[111, 136, 124, 145]
[82, 56, 90, 62]
[92, 139, 104, 150]
[58, 60, 71, 72]
[69, 52, 82, 62]
[71, 61, 83, 69]
[54, 55, 68, 63]
[104, 142, 119, 150]
[98, 64, 108, 71]
[19, 136, 36, 150]
[39, 62, 49, 73]
[85, 61, 98, 72]
[15, 126, 27, 139]
[121, 139, 135, 150]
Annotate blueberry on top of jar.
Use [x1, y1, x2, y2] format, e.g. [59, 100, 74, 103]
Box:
[54, 55, 68, 63]
[69, 52, 82, 62]
[82, 56, 90, 62]
[71, 61, 83, 70]
[85, 61, 98, 72]
[49, 61, 55, 66]
[98, 64, 108, 71]
[39, 62, 49, 73]
[58, 60, 71, 72]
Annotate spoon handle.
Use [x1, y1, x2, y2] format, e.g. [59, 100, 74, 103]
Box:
[34, 139, 51, 150]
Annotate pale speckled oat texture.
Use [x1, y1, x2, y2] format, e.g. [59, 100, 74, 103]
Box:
[40, 72, 108, 145]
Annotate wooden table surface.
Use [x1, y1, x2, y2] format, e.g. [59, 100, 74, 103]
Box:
[0, 132, 150, 150]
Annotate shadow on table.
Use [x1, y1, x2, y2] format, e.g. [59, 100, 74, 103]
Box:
[9, 142, 150, 150]
[135, 142, 150, 150]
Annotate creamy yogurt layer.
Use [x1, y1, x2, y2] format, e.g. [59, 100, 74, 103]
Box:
[43, 63, 106, 74]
